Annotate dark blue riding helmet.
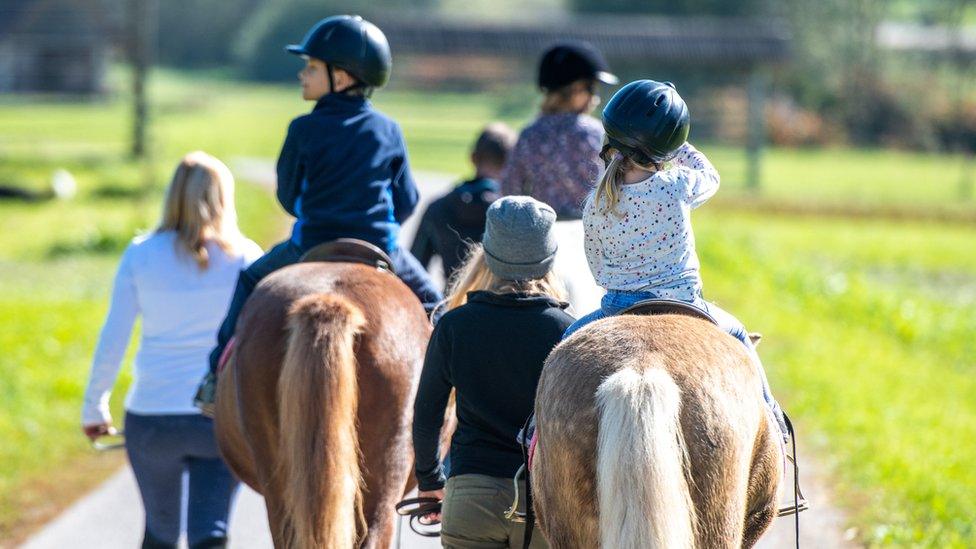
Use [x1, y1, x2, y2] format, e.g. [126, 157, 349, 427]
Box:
[286, 15, 392, 89]
[602, 80, 690, 165]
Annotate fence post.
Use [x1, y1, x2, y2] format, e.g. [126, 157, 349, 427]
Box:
[746, 68, 768, 193]
[129, 0, 156, 159]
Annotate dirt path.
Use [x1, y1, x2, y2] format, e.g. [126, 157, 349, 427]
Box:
[21, 164, 860, 548]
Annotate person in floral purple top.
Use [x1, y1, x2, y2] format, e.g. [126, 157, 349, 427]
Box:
[500, 41, 617, 219]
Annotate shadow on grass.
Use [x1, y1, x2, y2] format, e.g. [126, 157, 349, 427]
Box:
[47, 231, 131, 258]
[90, 184, 153, 200]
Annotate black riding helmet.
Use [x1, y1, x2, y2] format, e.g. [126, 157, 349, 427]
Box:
[286, 15, 392, 91]
[538, 41, 618, 91]
[602, 80, 690, 165]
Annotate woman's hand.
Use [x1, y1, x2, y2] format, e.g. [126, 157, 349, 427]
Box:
[82, 422, 115, 442]
[417, 488, 445, 523]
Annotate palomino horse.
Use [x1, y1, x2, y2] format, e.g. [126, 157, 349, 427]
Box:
[532, 314, 781, 548]
[214, 261, 431, 548]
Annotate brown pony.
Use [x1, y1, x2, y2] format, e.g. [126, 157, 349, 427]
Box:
[532, 314, 781, 548]
[214, 261, 431, 548]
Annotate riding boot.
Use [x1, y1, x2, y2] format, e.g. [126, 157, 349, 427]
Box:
[189, 536, 228, 549]
[193, 370, 217, 419]
[141, 531, 177, 549]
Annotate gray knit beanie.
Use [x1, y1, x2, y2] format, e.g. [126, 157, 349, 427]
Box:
[482, 196, 558, 281]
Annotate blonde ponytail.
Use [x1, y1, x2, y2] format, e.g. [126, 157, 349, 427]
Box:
[595, 153, 628, 216]
[595, 152, 662, 216]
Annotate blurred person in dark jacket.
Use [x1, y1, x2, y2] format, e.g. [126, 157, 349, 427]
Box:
[411, 123, 516, 285]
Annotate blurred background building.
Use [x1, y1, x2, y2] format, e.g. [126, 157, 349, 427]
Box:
[0, 0, 118, 94]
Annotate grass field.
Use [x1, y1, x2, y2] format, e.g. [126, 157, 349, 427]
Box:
[1, 69, 974, 546]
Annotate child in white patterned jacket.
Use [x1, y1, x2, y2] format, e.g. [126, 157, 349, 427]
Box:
[563, 79, 787, 437]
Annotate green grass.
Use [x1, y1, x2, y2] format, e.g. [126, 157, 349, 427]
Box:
[695, 211, 976, 547]
[0, 69, 974, 545]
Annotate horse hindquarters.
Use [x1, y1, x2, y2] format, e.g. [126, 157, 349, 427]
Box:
[277, 294, 366, 548]
[595, 366, 695, 549]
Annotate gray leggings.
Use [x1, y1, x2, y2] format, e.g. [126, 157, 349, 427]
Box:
[125, 412, 239, 548]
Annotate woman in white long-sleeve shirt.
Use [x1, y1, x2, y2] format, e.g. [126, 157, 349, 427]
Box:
[82, 152, 262, 549]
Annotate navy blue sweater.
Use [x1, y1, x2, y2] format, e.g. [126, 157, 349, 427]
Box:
[276, 94, 418, 252]
[413, 291, 574, 491]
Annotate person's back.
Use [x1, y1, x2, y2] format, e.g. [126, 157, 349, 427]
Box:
[412, 178, 498, 280]
[500, 41, 616, 220]
[429, 290, 571, 476]
[115, 231, 261, 411]
[277, 95, 413, 251]
[411, 123, 514, 282]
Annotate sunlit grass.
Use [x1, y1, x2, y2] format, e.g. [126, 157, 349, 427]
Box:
[0, 69, 974, 545]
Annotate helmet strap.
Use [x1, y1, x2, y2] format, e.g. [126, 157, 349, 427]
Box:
[326, 64, 371, 97]
[326, 65, 337, 95]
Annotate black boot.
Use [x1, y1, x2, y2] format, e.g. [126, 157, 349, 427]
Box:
[193, 370, 218, 418]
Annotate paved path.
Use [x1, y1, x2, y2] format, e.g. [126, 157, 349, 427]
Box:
[21, 163, 858, 548]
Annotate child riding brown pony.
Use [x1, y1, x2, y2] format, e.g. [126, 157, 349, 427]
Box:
[531, 312, 782, 548]
[213, 259, 431, 548]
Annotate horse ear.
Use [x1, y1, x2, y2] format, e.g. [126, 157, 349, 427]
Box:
[748, 332, 762, 346]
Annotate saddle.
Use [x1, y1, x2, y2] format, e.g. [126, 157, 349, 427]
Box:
[618, 298, 718, 326]
[299, 238, 395, 274]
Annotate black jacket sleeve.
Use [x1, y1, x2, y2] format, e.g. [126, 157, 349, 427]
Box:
[412, 320, 454, 491]
[275, 120, 304, 217]
[410, 208, 436, 269]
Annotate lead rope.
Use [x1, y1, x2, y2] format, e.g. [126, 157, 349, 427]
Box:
[520, 414, 535, 549]
[784, 412, 800, 549]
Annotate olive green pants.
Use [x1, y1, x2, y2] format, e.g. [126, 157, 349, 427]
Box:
[440, 474, 548, 549]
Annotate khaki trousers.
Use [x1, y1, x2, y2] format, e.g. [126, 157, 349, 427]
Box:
[440, 474, 548, 549]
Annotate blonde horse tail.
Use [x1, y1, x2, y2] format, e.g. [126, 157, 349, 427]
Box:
[277, 294, 366, 548]
[595, 365, 696, 549]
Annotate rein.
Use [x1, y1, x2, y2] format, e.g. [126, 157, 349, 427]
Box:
[394, 497, 442, 538]
[91, 430, 126, 452]
[781, 413, 807, 549]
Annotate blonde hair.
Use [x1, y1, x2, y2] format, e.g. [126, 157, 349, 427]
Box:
[440, 245, 567, 313]
[595, 151, 661, 216]
[541, 80, 594, 115]
[156, 151, 244, 269]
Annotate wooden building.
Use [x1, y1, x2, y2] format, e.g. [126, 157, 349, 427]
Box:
[0, 0, 116, 94]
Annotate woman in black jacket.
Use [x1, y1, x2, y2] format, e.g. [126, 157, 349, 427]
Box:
[412, 196, 573, 549]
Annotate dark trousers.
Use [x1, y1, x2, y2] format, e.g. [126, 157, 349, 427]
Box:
[208, 239, 441, 373]
[125, 412, 239, 548]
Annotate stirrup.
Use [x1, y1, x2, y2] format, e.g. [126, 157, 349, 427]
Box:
[505, 464, 527, 523]
[193, 372, 218, 419]
[777, 497, 810, 517]
[777, 454, 810, 517]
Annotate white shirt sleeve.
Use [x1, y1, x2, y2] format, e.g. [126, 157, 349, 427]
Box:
[241, 238, 265, 267]
[81, 246, 140, 425]
[672, 143, 720, 209]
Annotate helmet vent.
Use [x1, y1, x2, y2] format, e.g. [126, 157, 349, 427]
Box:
[654, 95, 666, 107]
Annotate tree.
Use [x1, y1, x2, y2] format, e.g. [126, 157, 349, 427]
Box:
[568, 0, 772, 17]
[234, 0, 439, 81]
